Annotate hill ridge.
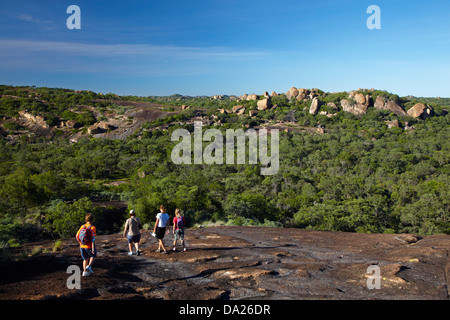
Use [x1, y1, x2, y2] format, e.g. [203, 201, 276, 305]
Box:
[1, 84, 448, 142]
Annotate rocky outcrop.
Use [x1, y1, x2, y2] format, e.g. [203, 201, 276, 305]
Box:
[288, 87, 299, 98]
[18, 110, 48, 128]
[373, 96, 385, 109]
[238, 94, 258, 101]
[327, 102, 338, 110]
[232, 105, 246, 115]
[236, 108, 246, 115]
[97, 122, 117, 131]
[386, 119, 400, 128]
[337, 93, 410, 117]
[374, 96, 407, 116]
[309, 97, 320, 115]
[407, 103, 433, 119]
[249, 110, 258, 117]
[257, 98, 272, 111]
[12, 110, 54, 138]
[339, 92, 371, 116]
[4, 87, 442, 145]
[340, 99, 369, 115]
[285, 87, 310, 101]
[353, 92, 367, 105]
[1, 226, 448, 300]
[297, 88, 309, 101]
[87, 125, 104, 135]
[65, 120, 82, 129]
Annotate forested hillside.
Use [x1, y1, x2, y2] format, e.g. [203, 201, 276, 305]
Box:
[0, 85, 448, 248]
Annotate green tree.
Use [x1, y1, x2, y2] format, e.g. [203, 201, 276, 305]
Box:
[0, 168, 50, 210]
[45, 197, 100, 238]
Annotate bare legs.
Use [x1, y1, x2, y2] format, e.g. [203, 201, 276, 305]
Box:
[158, 239, 167, 253]
[128, 241, 140, 254]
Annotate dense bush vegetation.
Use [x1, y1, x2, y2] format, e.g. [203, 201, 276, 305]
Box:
[0, 85, 448, 246]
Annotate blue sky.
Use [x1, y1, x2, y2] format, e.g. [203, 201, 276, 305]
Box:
[0, 0, 449, 97]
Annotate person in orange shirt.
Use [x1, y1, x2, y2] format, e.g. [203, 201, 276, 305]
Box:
[76, 213, 97, 277]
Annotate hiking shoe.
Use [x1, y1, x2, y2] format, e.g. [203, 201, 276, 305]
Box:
[155, 249, 161, 253]
[136, 250, 140, 256]
[82, 271, 90, 277]
[183, 248, 187, 252]
[86, 265, 94, 275]
[128, 251, 134, 256]
[172, 247, 177, 252]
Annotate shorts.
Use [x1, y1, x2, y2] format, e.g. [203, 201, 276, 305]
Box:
[127, 234, 141, 244]
[155, 227, 166, 240]
[174, 229, 185, 241]
[80, 247, 97, 260]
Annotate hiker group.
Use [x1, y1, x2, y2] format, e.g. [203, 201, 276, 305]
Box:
[75, 205, 186, 277]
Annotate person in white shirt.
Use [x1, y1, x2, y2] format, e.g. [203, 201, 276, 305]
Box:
[153, 205, 170, 254]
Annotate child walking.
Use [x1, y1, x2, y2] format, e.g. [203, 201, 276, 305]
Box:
[153, 205, 170, 254]
[172, 209, 186, 252]
[76, 213, 97, 277]
[123, 209, 142, 256]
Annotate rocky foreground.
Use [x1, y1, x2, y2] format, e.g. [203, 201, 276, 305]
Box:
[0, 226, 449, 300]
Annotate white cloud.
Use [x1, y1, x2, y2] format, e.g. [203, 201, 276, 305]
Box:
[18, 14, 33, 22]
[0, 38, 269, 60]
[0, 38, 272, 77]
[5, 12, 55, 26]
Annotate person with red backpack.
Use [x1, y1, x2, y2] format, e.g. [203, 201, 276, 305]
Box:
[76, 213, 97, 277]
[172, 208, 186, 252]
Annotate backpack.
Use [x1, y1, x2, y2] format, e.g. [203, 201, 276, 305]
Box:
[130, 217, 141, 229]
[176, 216, 185, 229]
[77, 224, 93, 246]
